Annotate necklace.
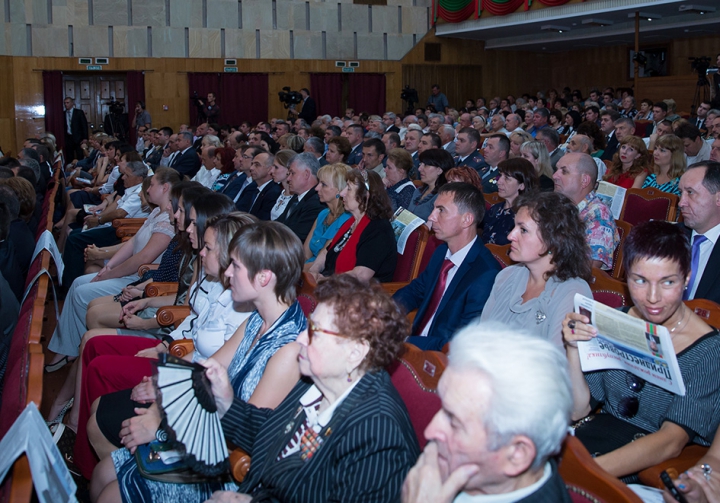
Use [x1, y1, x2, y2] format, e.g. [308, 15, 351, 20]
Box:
[664, 305, 688, 334]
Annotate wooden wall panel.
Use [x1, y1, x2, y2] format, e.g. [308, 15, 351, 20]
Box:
[1, 31, 718, 152]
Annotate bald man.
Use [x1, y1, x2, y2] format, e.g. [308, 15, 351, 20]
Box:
[553, 152, 619, 270]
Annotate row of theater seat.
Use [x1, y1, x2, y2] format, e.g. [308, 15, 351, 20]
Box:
[0, 164, 61, 503]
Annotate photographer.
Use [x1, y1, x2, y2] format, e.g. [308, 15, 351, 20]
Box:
[287, 88, 316, 123]
[197, 91, 221, 122]
[131, 101, 151, 136]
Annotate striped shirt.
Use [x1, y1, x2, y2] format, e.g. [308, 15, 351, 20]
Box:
[585, 328, 720, 446]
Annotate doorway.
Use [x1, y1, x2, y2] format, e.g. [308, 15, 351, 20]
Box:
[62, 73, 129, 140]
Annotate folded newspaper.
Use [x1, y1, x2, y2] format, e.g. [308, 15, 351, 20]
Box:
[596, 181, 627, 220]
[574, 294, 685, 395]
[391, 207, 425, 255]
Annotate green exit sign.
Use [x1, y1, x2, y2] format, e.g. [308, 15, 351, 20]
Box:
[342, 67, 354, 73]
[224, 67, 238, 73]
[86, 65, 102, 70]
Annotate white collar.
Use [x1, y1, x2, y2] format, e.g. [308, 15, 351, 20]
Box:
[692, 221, 720, 246]
[454, 462, 551, 503]
[445, 236, 476, 267]
[299, 379, 361, 428]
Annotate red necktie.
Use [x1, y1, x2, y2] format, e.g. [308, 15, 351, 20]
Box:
[415, 259, 454, 336]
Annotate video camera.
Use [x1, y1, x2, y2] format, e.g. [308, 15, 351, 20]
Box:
[400, 85, 418, 114]
[106, 99, 125, 115]
[278, 87, 303, 109]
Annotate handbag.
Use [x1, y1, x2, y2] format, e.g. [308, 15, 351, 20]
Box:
[573, 412, 649, 457]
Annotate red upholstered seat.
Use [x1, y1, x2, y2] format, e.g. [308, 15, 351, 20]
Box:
[388, 343, 446, 450]
[590, 268, 632, 308]
[619, 188, 678, 226]
[297, 271, 317, 317]
[417, 233, 443, 276]
[485, 243, 515, 269]
[0, 283, 38, 437]
[610, 220, 632, 280]
[393, 225, 430, 282]
[634, 120, 652, 138]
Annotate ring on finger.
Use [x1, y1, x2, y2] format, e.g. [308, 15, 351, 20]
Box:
[702, 463, 713, 481]
[568, 320, 576, 330]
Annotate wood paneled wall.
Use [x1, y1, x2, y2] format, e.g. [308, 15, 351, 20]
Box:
[1, 31, 719, 153]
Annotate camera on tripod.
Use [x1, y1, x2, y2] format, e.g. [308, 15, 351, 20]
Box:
[278, 87, 303, 109]
[400, 86, 418, 114]
[106, 100, 125, 115]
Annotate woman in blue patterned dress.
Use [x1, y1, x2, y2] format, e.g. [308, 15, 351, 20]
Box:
[642, 134, 686, 196]
[90, 221, 308, 503]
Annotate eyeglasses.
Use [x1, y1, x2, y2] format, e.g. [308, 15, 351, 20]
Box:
[307, 320, 343, 343]
[617, 373, 645, 419]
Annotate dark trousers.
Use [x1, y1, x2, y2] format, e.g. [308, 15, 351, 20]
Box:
[62, 226, 119, 287]
[64, 133, 85, 163]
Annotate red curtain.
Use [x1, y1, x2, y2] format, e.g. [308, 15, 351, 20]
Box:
[310, 73, 343, 119]
[126, 71, 145, 147]
[43, 71, 64, 147]
[348, 74, 386, 116]
[219, 73, 269, 126]
[187, 73, 221, 127]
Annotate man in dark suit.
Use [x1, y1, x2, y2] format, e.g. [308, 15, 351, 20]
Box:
[225, 145, 264, 206]
[402, 323, 574, 503]
[63, 97, 88, 162]
[170, 131, 201, 178]
[276, 152, 326, 242]
[394, 183, 500, 351]
[679, 161, 720, 304]
[599, 110, 622, 161]
[297, 88, 316, 124]
[247, 151, 282, 220]
[344, 124, 365, 167]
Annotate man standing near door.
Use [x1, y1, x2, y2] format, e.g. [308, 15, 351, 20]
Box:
[63, 97, 89, 162]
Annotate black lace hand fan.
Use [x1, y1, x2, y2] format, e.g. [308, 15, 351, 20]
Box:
[153, 354, 230, 477]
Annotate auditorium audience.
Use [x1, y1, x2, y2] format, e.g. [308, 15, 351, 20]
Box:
[276, 152, 326, 242]
[480, 191, 592, 350]
[384, 148, 416, 211]
[407, 148, 453, 220]
[482, 158, 538, 245]
[309, 169, 396, 282]
[45, 168, 181, 372]
[268, 149, 298, 220]
[641, 134, 686, 196]
[520, 140, 555, 191]
[563, 220, 720, 481]
[402, 321, 574, 502]
[554, 152, 618, 270]
[604, 135, 651, 189]
[395, 183, 500, 351]
[92, 241, 418, 503]
[303, 163, 351, 266]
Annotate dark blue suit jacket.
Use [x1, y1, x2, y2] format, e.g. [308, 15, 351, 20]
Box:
[394, 238, 500, 351]
[249, 181, 283, 220]
[346, 143, 363, 166]
[171, 148, 201, 178]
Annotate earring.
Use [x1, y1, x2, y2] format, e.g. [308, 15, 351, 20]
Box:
[347, 372, 352, 383]
[336, 194, 340, 199]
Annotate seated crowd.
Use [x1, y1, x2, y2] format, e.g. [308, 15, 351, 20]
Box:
[2, 84, 720, 503]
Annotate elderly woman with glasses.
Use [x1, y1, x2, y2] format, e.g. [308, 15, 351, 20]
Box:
[562, 221, 720, 483]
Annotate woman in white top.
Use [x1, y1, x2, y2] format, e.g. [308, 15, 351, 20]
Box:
[269, 149, 298, 220]
[47, 167, 181, 367]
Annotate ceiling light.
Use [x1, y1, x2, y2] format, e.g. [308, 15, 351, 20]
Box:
[628, 12, 663, 21]
[679, 4, 717, 14]
[541, 24, 571, 33]
[582, 18, 614, 27]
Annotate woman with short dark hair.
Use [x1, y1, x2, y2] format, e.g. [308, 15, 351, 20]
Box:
[407, 148, 454, 220]
[563, 220, 720, 482]
[480, 192, 592, 350]
[481, 158, 538, 245]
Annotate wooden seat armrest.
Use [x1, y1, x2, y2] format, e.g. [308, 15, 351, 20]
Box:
[113, 218, 147, 228]
[168, 338, 195, 358]
[229, 448, 251, 483]
[638, 445, 708, 489]
[381, 282, 409, 295]
[138, 264, 160, 276]
[145, 282, 179, 297]
[116, 225, 143, 238]
[156, 306, 192, 327]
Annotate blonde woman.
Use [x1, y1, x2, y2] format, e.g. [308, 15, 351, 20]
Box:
[641, 134, 686, 196]
[520, 140, 555, 191]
